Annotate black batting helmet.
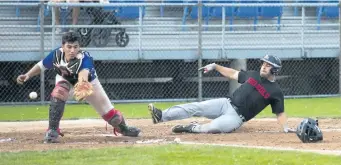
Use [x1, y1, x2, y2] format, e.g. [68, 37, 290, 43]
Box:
[260, 54, 282, 75]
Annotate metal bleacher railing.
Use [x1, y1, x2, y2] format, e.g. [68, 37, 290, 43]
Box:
[0, 0, 340, 105]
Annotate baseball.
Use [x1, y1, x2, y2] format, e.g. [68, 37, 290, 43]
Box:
[29, 92, 38, 99]
[174, 137, 181, 143]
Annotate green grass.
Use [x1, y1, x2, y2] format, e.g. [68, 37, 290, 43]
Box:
[258, 97, 341, 118]
[0, 144, 340, 165]
[0, 99, 340, 164]
[0, 97, 340, 121]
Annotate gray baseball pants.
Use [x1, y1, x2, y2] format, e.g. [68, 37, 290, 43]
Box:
[161, 98, 244, 133]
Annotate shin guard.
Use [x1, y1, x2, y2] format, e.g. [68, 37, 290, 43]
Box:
[48, 97, 66, 131]
[48, 81, 70, 131]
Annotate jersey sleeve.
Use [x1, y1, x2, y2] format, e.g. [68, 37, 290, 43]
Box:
[42, 47, 60, 69]
[237, 70, 249, 83]
[271, 91, 285, 114]
[42, 50, 55, 69]
[79, 51, 95, 71]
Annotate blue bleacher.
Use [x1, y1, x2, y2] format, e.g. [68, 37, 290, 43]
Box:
[16, 0, 73, 32]
[316, 0, 339, 30]
[235, 0, 259, 31]
[210, 1, 236, 31]
[210, 1, 236, 17]
[188, 2, 211, 19]
[213, 0, 283, 31]
[189, 1, 211, 30]
[181, 0, 284, 31]
[160, 0, 183, 17]
[16, 0, 38, 17]
[181, 0, 210, 31]
[16, 0, 50, 32]
[294, 0, 321, 16]
[258, 0, 283, 31]
[104, 0, 145, 19]
[323, 5, 339, 17]
[182, 0, 236, 31]
[15, 0, 337, 33]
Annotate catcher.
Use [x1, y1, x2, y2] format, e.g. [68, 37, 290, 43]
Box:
[16, 32, 140, 143]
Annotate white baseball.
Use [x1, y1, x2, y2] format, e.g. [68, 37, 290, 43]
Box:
[29, 92, 38, 99]
[174, 138, 181, 143]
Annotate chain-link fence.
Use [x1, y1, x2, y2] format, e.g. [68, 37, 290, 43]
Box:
[0, 1, 43, 104]
[0, 1, 340, 104]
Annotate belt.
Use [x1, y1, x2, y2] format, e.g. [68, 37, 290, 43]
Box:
[227, 98, 246, 122]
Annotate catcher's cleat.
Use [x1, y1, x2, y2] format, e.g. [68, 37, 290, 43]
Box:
[172, 124, 198, 133]
[119, 125, 141, 137]
[148, 103, 162, 124]
[43, 129, 62, 143]
[106, 124, 141, 137]
[46, 128, 64, 136]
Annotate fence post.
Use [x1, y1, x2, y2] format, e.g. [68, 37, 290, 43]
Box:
[51, 3, 56, 52]
[339, 0, 341, 95]
[39, 1, 45, 105]
[198, 1, 203, 102]
[221, 6, 225, 59]
[138, 5, 143, 60]
[301, 6, 305, 58]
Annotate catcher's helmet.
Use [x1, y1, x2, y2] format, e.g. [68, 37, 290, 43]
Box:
[296, 118, 323, 143]
[260, 54, 282, 75]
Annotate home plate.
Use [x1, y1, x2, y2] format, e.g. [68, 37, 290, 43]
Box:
[0, 138, 15, 143]
[98, 134, 120, 137]
[136, 139, 167, 144]
[76, 134, 121, 137]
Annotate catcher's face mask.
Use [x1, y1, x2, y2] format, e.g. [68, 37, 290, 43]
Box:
[296, 118, 323, 143]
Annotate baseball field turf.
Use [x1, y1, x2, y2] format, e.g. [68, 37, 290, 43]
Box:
[0, 97, 340, 165]
[0, 97, 340, 121]
[1, 144, 341, 165]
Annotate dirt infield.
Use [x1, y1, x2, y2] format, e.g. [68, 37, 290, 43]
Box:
[1, 118, 341, 154]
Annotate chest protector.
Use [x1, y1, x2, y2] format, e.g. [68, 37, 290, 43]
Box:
[52, 48, 87, 85]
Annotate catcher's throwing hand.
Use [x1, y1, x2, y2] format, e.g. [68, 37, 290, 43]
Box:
[16, 74, 30, 85]
[73, 80, 94, 101]
[198, 63, 217, 73]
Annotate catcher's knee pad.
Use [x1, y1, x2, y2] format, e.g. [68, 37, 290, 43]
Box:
[102, 109, 125, 127]
[51, 81, 71, 101]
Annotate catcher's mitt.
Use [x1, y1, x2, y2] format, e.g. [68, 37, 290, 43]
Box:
[74, 80, 94, 101]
